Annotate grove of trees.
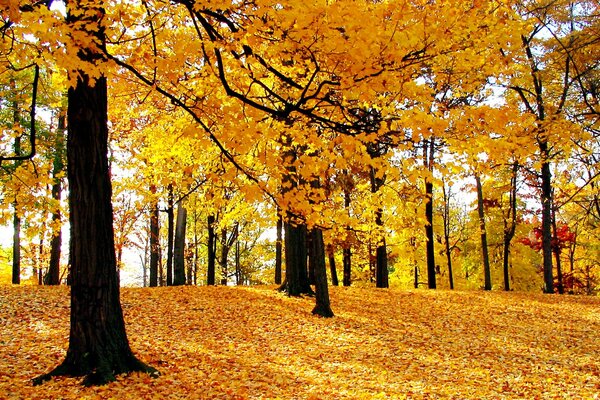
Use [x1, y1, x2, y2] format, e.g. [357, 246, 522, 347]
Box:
[1, 0, 598, 386]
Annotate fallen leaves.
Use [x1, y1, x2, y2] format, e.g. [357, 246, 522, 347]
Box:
[0, 285, 599, 399]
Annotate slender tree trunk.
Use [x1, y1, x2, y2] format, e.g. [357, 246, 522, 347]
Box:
[328, 245, 338, 286]
[342, 187, 352, 287]
[46, 115, 64, 285]
[274, 209, 283, 284]
[207, 214, 216, 285]
[310, 228, 334, 317]
[476, 175, 492, 291]
[33, 4, 156, 384]
[424, 139, 436, 289]
[370, 166, 388, 288]
[220, 227, 229, 285]
[149, 185, 159, 287]
[12, 206, 21, 285]
[173, 204, 187, 286]
[502, 162, 518, 292]
[540, 141, 554, 293]
[166, 184, 174, 286]
[11, 92, 21, 285]
[442, 180, 454, 290]
[551, 208, 564, 294]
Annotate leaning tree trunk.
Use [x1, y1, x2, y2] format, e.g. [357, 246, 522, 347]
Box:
[327, 245, 339, 286]
[33, 3, 156, 385]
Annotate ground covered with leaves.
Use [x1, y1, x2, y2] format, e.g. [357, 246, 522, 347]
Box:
[0, 285, 599, 399]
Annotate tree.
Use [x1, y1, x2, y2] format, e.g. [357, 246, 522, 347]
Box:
[475, 174, 492, 290]
[32, 1, 156, 386]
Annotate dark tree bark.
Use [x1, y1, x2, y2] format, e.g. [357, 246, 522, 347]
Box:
[310, 228, 334, 317]
[166, 184, 174, 286]
[540, 142, 555, 293]
[369, 165, 388, 288]
[207, 214, 216, 285]
[149, 186, 160, 287]
[46, 112, 65, 286]
[551, 207, 564, 294]
[11, 89, 21, 285]
[441, 180, 454, 290]
[342, 187, 352, 287]
[274, 209, 283, 284]
[281, 221, 313, 296]
[424, 139, 436, 289]
[475, 175, 492, 291]
[342, 247, 352, 287]
[173, 204, 187, 286]
[12, 204, 21, 285]
[502, 162, 518, 291]
[328, 245, 339, 286]
[33, 3, 156, 385]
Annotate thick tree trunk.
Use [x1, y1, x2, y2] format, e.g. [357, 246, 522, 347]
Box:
[173, 204, 187, 285]
[310, 228, 334, 317]
[149, 188, 160, 287]
[33, 5, 156, 385]
[476, 175, 492, 291]
[274, 209, 283, 284]
[207, 214, 216, 285]
[282, 221, 313, 296]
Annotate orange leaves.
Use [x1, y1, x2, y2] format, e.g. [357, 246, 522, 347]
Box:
[1, 285, 600, 398]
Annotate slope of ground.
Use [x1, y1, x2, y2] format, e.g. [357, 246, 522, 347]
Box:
[0, 285, 598, 399]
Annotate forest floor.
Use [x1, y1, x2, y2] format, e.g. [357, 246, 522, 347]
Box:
[0, 285, 599, 399]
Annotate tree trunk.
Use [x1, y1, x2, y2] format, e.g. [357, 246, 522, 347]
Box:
[12, 205, 21, 285]
[551, 208, 564, 294]
[370, 166, 388, 288]
[46, 118, 64, 285]
[33, 4, 156, 385]
[328, 245, 338, 286]
[207, 214, 216, 285]
[342, 188, 352, 287]
[476, 175, 492, 291]
[166, 184, 174, 286]
[282, 221, 313, 296]
[172, 204, 187, 286]
[274, 209, 283, 284]
[442, 180, 454, 290]
[539, 141, 554, 293]
[310, 228, 334, 317]
[424, 139, 436, 289]
[502, 162, 518, 292]
[149, 187, 160, 287]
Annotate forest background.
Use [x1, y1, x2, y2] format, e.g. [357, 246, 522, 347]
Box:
[1, 0, 598, 295]
[0, 0, 599, 393]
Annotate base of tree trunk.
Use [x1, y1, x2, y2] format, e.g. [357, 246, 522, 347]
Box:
[312, 304, 334, 318]
[32, 352, 158, 387]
